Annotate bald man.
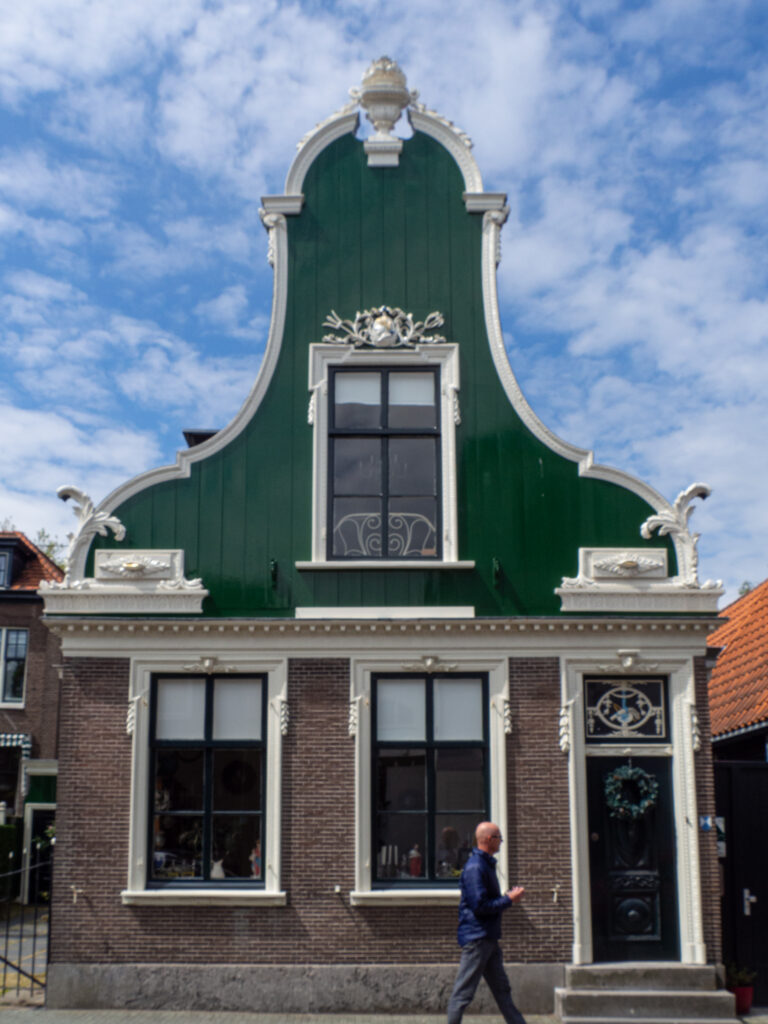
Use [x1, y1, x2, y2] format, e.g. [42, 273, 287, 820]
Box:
[446, 821, 527, 1024]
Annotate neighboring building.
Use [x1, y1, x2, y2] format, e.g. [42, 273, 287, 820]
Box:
[0, 531, 63, 862]
[708, 579, 768, 760]
[709, 581, 768, 1004]
[42, 60, 732, 1019]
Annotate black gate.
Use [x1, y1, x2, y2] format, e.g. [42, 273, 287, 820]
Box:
[0, 847, 51, 999]
[716, 761, 768, 1004]
[587, 756, 679, 961]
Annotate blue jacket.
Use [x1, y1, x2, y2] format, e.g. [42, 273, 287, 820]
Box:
[456, 847, 511, 946]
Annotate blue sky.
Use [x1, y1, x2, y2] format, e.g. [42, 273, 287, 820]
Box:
[2, 0, 766, 600]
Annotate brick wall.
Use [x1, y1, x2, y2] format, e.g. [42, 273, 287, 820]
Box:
[506, 657, 572, 962]
[50, 653, 572, 966]
[693, 655, 722, 965]
[0, 600, 61, 760]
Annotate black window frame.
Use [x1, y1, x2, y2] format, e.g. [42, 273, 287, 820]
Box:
[147, 672, 267, 888]
[583, 675, 670, 745]
[1, 628, 29, 704]
[371, 672, 489, 887]
[328, 366, 442, 561]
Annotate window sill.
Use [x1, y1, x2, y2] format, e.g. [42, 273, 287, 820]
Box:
[296, 560, 475, 570]
[349, 888, 461, 907]
[0, 702, 25, 710]
[121, 889, 287, 907]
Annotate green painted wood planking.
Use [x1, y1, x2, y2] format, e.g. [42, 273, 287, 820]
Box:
[89, 129, 674, 616]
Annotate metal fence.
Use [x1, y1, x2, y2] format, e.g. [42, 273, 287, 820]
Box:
[0, 853, 51, 998]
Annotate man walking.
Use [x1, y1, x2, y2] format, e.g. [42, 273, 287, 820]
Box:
[446, 821, 527, 1024]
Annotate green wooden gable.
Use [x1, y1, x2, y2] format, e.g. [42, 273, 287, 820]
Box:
[86, 87, 676, 619]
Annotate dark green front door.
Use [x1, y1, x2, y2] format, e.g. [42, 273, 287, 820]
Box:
[587, 756, 679, 961]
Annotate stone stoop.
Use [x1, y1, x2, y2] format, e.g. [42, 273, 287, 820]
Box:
[554, 963, 737, 1024]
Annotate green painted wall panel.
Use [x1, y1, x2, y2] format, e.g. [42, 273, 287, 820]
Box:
[91, 129, 674, 617]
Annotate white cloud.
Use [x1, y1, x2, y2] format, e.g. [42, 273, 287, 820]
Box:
[0, 149, 117, 218]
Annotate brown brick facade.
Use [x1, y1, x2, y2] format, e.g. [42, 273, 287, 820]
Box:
[506, 657, 572, 962]
[51, 653, 579, 967]
[0, 601, 61, 761]
[693, 654, 722, 965]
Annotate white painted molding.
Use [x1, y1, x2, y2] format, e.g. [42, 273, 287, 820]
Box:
[307, 341, 462, 565]
[349, 654, 510, 899]
[556, 547, 723, 613]
[408, 107, 483, 193]
[285, 111, 360, 194]
[478, 209, 718, 579]
[295, 606, 475, 620]
[562, 654, 706, 965]
[296, 560, 475, 571]
[41, 549, 207, 615]
[61, 204, 291, 582]
[125, 657, 288, 901]
[121, 889, 287, 907]
[641, 483, 722, 590]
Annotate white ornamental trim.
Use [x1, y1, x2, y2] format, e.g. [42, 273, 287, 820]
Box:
[322, 306, 446, 347]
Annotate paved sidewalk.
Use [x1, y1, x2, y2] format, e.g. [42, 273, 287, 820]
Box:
[0, 1011, 562, 1023]
[0, 1006, 765, 1023]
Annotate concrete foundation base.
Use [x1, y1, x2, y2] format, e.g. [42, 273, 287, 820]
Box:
[46, 962, 564, 1014]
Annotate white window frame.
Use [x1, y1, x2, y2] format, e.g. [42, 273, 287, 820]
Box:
[299, 343, 473, 569]
[0, 627, 29, 707]
[121, 657, 287, 906]
[0, 551, 10, 588]
[348, 654, 509, 906]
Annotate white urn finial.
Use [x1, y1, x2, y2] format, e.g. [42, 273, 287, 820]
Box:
[357, 56, 412, 141]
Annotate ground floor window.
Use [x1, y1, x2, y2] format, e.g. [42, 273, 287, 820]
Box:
[149, 674, 266, 885]
[373, 673, 489, 884]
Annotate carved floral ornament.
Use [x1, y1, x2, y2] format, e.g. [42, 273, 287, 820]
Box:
[322, 306, 446, 348]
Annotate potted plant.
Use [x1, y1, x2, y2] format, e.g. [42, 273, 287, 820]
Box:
[726, 963, 757, 1015]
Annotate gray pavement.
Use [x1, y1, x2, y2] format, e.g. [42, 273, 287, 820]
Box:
[0, 1012, 766, 1024]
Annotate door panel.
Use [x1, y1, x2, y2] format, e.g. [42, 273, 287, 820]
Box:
[587, 756, 679, 961]
[716, 762, 768, 1004]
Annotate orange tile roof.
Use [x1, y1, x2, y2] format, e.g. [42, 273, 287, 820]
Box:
[708, 578, 768, 737]
[0, 531, 65, 591]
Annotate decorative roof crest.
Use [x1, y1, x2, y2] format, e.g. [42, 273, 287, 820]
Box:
[296, 57, 474, 164]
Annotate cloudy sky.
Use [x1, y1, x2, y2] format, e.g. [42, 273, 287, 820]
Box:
[2, 0, 766, 600]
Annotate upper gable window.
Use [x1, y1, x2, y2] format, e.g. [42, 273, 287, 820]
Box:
[304, 342, 464, 568]
[330, 368, 440, 560]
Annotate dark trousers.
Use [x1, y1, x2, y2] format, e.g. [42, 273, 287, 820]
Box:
[446, 937, 527, 1024]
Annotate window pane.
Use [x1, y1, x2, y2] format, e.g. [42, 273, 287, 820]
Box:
[0, 552, 8, 587]
[3, 631, 28, 702]
[333, 437, 382, 495]
[213, 749, 262, 811]
[434, 678, 483, 740]
[435, 815, 477, 878]
[152, 814, 203, 879]
[334, 372, 381, 428]
[388, 498, 437, 557]
[376, 813, 427, 879]
[435, 748, 486, 810]
[155, 749, 204, 812]
[213, 678, 262, 740]
[389, 373, 436, 429]
[332, 497, 382, 557]
[376, 749, 426, 810]
[377, 680, 426, 740]
[212, 815, 262, 879]
[389, 438, 437, 495]
[156, 678, 205, 739]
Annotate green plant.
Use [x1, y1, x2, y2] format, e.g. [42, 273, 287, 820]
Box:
[726, 963, 756, 987]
